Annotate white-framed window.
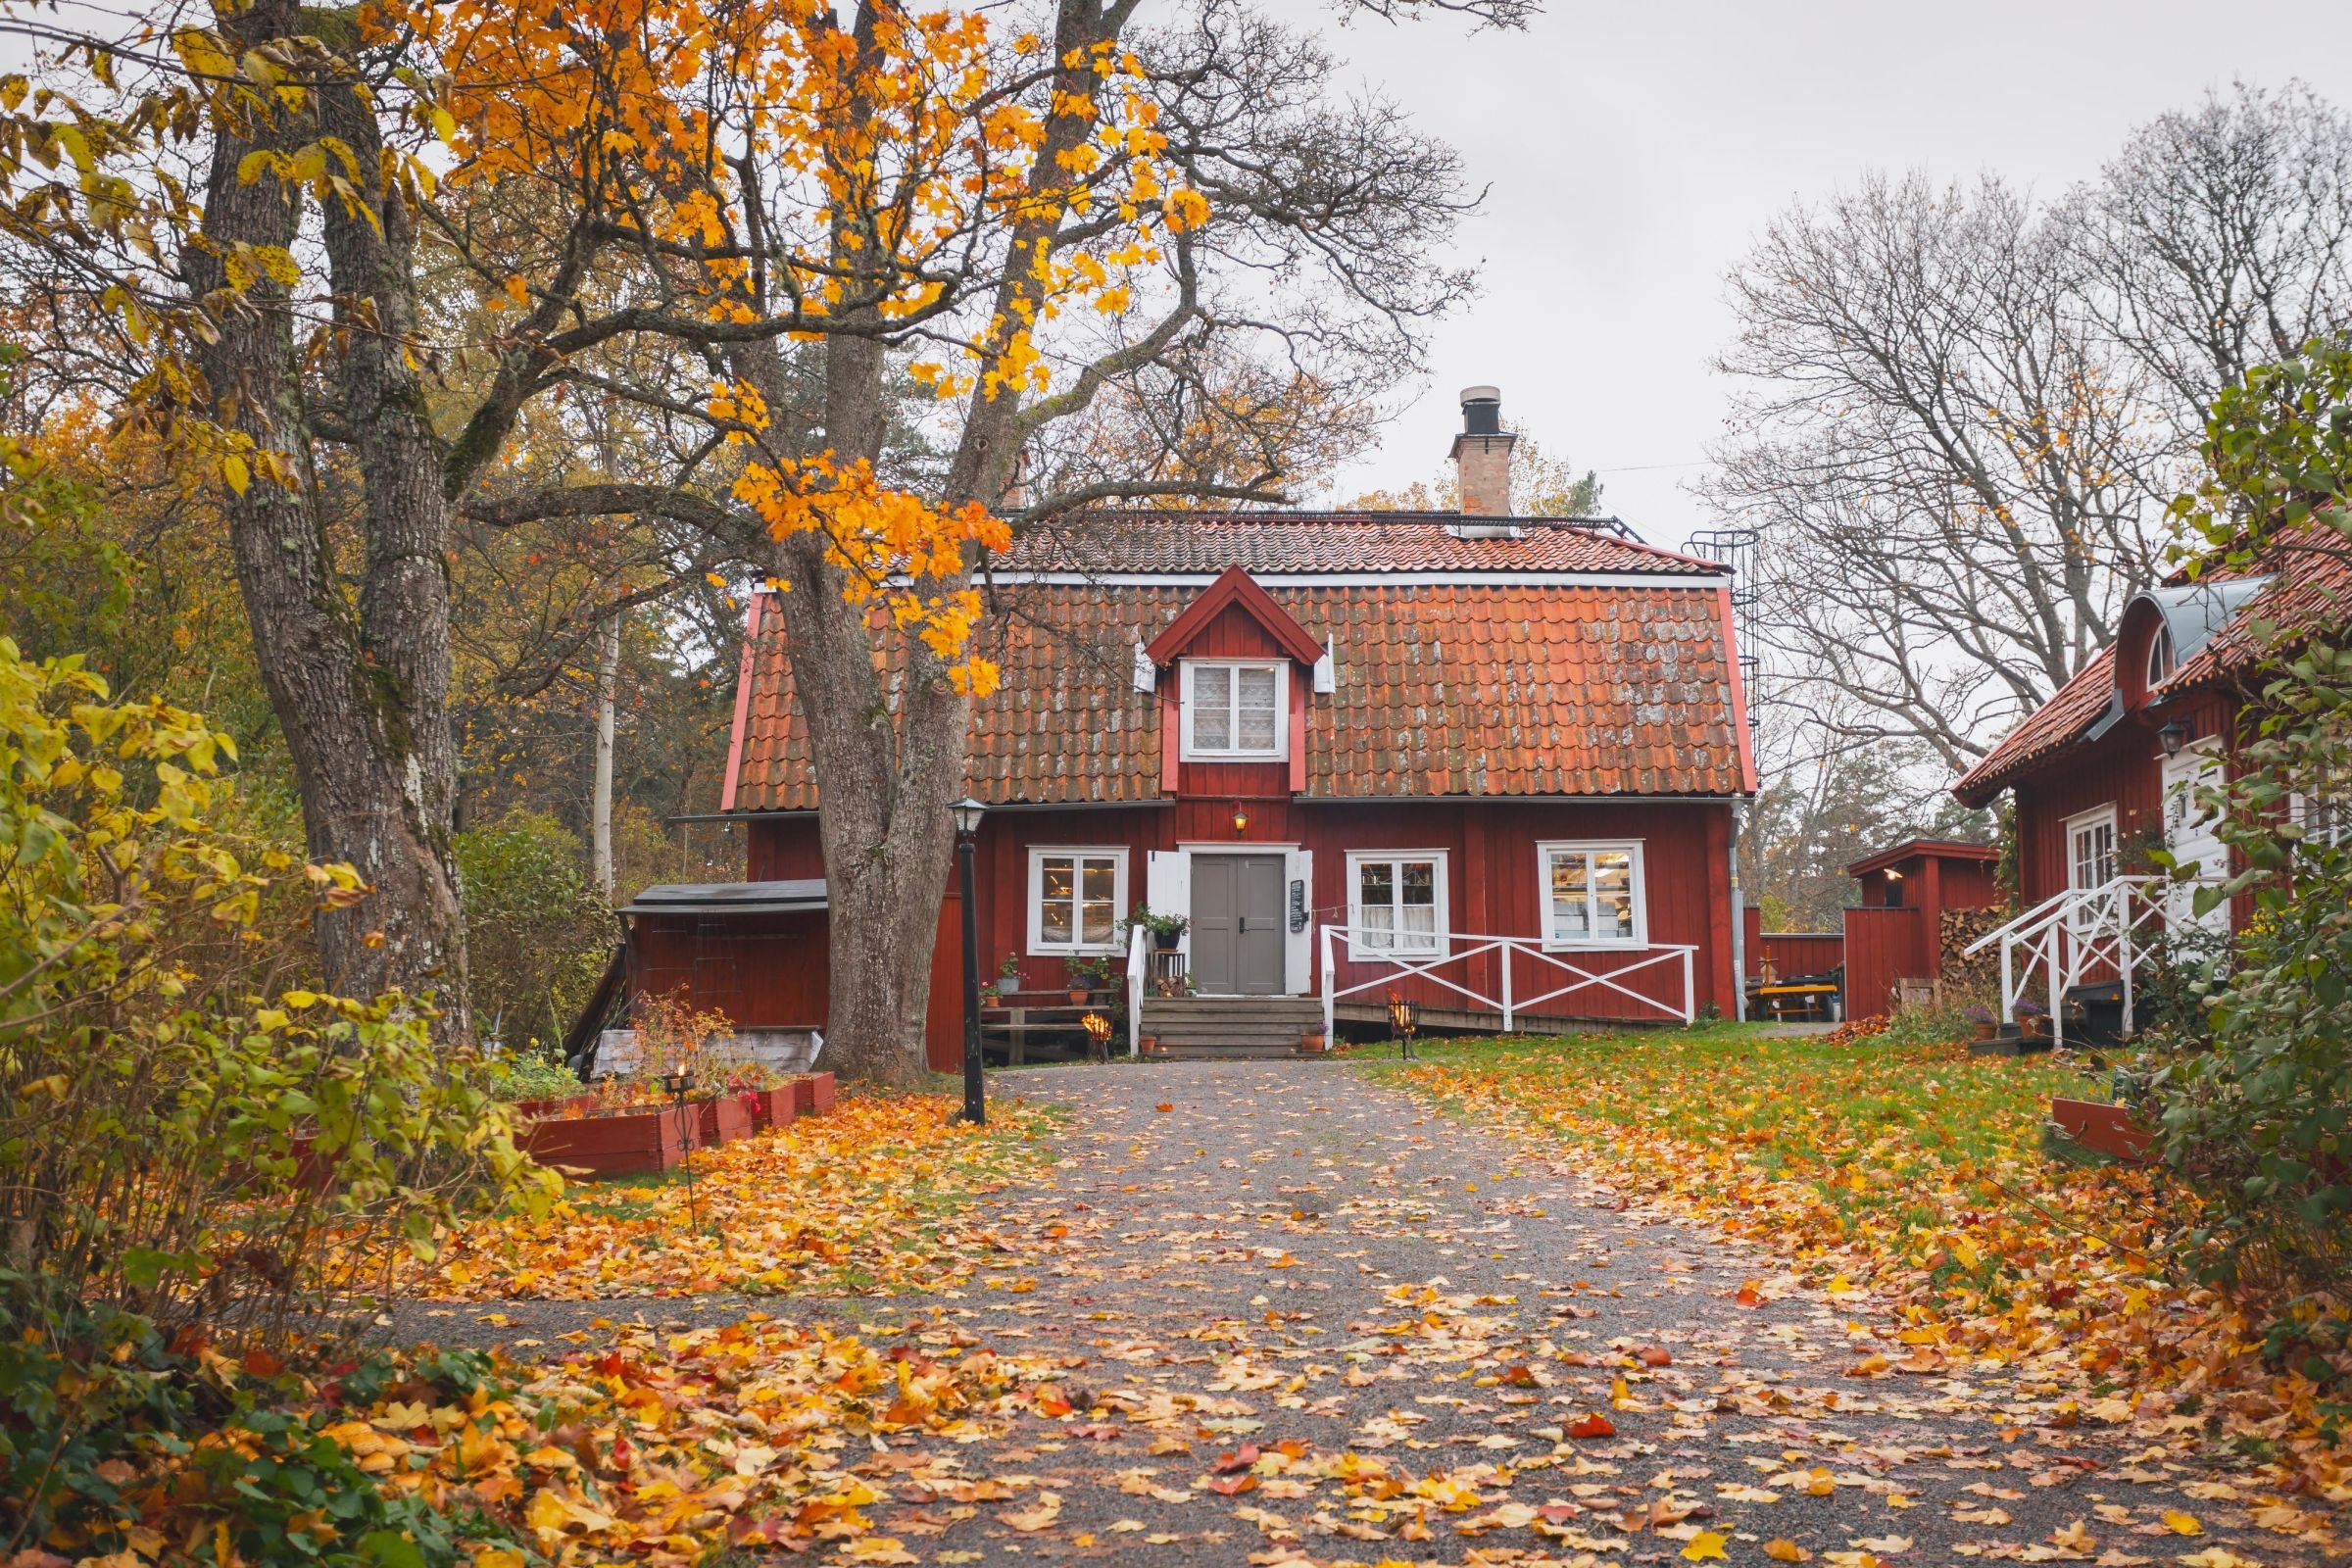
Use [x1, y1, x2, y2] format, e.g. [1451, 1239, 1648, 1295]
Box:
[1180, 660, 1287, 760]
[2146, 624, 2176, 687]
[1347, 851, 1447, 955]
[1540, 841, 1645, 949]
[2066, 806, 2118, 891]
[1027, 847, 1128, 955]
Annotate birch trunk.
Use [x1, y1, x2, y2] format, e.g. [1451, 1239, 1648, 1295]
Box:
[592, 612, 620, 899]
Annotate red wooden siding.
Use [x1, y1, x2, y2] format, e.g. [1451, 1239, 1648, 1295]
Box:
[630, 910, 830, 1030]
[1841, 906, 1923, 1021]
[741, 798, 1740, 1026]
[2011, 692, 2233, 909]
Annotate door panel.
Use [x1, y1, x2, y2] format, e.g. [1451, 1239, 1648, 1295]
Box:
[1237, 856, 1286, 994]
[1188, 855, 1289, 995]
[1192, 858, 1239, 994]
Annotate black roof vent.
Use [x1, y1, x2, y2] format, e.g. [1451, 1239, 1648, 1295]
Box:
[1460, 385, 1501, 436]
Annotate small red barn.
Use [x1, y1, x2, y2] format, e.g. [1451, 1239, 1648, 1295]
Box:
[666, 391, 1760, 1060]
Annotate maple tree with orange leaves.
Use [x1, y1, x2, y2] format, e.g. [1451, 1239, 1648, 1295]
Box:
[0, 0, 1491, 1071]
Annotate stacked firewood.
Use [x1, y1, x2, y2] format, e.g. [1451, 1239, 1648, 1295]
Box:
[1939, 906, 2009, 995]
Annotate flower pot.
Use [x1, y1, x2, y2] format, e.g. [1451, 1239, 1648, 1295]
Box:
[1152, 929, 1182, 951]
[1298, 1029, 1328, 1055]
[1068, 988, 1091, 1006]
[1973, 1022, 1997, 1041]
[1138, 1034, 1160, 1054]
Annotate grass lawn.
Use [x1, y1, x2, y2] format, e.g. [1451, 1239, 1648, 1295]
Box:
[1361, 1022, 2164, 1316]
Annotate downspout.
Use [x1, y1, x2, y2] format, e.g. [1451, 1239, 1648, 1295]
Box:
[1730, 800, 1747, 1023]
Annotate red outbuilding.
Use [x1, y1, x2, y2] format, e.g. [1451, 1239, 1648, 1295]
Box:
[1950, 537, 2350, 1042]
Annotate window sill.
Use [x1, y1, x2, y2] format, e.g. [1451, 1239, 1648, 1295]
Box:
[1179, 751, 1286, 763]
[1028, 944, 1125, 959]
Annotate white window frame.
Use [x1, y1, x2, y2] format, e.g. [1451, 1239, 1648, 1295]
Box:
[2065, 805, 2119, 892]
[1179, 659, 1288, 760]
[1026, 846, 1130, 956]
[1346, 850, 1450, 957]
[1538, 840, 1647, 950]
[2146, 624, 2176, 688]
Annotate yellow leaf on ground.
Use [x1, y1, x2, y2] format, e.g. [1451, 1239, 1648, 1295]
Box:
[1766, 1542, 1814, 1563]
[2162, 1512, 2203, 1538]
[1682, 1531, 1729, 1561]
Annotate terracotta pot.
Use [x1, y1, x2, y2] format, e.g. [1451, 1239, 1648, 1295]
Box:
[1974, 1022, 1998, 1041]
[1138, 1034, 1160, 1054]
[1298, 1030, 1328, 1055]
[1068, 987, 1091, 1005]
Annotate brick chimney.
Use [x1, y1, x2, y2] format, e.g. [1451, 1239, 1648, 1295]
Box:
[1448, 385, 1517, 532]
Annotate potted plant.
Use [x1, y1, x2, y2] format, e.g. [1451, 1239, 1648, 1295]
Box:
[1298, 1023, 1329, 1055]
[2015, 1000, 2050, 1038]
[1965, 1004, 1997, 1041]
[1126, 906, 1190, 952]
[1066, 955, 1112, 1005]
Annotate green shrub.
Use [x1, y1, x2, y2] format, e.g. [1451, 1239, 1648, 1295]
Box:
[455, 811, 613, 1053]
[0, 635, 558, 1341]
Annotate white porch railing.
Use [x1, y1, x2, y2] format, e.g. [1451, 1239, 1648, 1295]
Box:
[1318, 924, 1698, 1037]
[1961, 875, 2218, 1047]
[1124, 922, 1147, 1057]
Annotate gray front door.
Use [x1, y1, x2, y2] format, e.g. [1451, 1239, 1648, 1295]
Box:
[1191, 854, 1287, 995]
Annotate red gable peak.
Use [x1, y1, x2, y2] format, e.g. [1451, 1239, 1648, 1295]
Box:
[1142, 564, 1324, 667]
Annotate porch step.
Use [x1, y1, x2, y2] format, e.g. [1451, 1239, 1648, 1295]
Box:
[1141, 997, 1328, 1058]
[1971, 1026, 2055, 1057]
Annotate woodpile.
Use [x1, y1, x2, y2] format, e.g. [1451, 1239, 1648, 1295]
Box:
[1940, 906, 2008, 995]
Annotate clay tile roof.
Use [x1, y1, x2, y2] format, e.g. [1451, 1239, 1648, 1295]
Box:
[991, 512, 1725, 576]
[1950, 648, 2120, 808]
[1951, 528, 2352, 808]
[727, 573, 1751, 810]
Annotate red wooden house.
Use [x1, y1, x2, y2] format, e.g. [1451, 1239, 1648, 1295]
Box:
[672, 390, 1757, 1062]
[1950, 541, 2350, 1042]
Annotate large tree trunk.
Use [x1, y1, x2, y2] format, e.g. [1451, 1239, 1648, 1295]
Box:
[188, 0, 470, 1031]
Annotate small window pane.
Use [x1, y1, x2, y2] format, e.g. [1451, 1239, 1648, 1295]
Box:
[1193, 664, 1232, 750]
[1550, 851, 1591, 940]
[1400, 862, 1435, 906]
[1238, 705, 1277, 751]
[1041, 900, 1073, 946]
[1082, 899, 1115, 945]
[1082, 859, 1116, 901]
[1593, 851, 1635, 939]
[1042, 858, 1073, 902]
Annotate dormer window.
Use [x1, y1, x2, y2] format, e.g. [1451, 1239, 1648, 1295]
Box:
[2146, 623, 2176, 687]
[1181, 660, 1286, 760]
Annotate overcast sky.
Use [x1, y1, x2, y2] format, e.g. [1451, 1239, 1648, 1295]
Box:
[1265, 0, 2352, 548]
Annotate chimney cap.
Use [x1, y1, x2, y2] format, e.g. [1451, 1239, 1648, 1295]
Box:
[1459, 385, 1500, 407]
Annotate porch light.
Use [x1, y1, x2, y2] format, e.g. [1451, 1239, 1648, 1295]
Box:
[2157, 719, 2191, 758]
[949, 796, 988, 838]
[1231, 805, 1250, 835]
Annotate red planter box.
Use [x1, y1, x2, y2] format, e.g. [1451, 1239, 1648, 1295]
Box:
[513, 1094, 597, 1121]
[2050, 1098, 2157, 1164]
[523, 1106, 702, 1177]
[697, 1093, 753, 1146]
[792, 1071, 836, 1116]
[735, 1086, 797, 1132]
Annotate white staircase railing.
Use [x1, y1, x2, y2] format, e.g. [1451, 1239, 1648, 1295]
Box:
[1124, 922, 1147, 1057]
[1319, 924, 1697, 1038]
[1961, 875, 2203, 1047]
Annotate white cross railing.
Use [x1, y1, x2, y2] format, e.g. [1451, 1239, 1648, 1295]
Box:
[1960, 875, 2212, 1047]
[1318, 924, 1697, 1038]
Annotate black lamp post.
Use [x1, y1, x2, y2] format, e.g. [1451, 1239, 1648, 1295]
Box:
[950, 796, 988, 1125]
[2157, 718, 2191, 758]
[661, 1068, 699, 1229]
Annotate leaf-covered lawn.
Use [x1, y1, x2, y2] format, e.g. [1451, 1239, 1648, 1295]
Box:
[425, 1090, 1061, 1298]
[1371, 1027, 2344, 1491]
